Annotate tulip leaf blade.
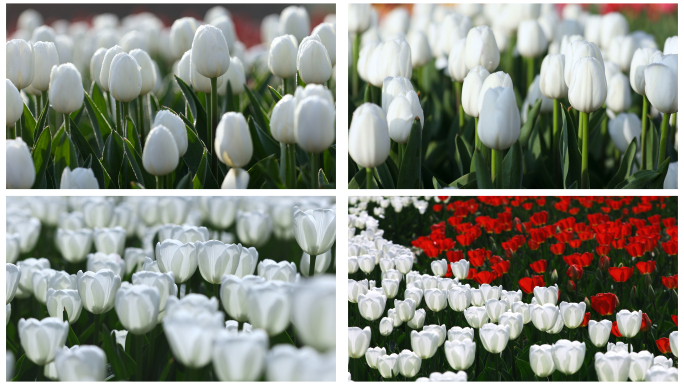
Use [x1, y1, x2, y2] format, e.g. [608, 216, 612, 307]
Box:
[32, 101, 50, 145]
[102, 132, 124, 189]
[176, 172, 193, 188]
[651, 156, 670, 189]
[174, 75, 199, 123]
[158, 358, 175, 381]
[615, 169, 660, 189]
[270, 331, 295, 346]
[375, 162, 395, 189]
[192, 148, 209, 189]
[53, 130, 79, 188]
[449, 172, 478, 189]
[67, 324, 80, 347]
[268, 85, 283, 102]
[455, 134, 472, 176]
[473, 149, 492, 189]
[251, 116, 280, 159]
[515, 358, 535, 381]
[587, 107, 606, 135]
[247, 154, 284, 189]
[90, 81, 112, 126]
[519, 98, 542, 146]
[174, 75, 208, 143]
[83, 92, 109, 155]
[502, 140, 523, 189]
[11, 354, 36, 381]
[318, 168, 332, 187]
[560, 106, 582, 189]
[643, 119, 659, 171]
[183, 124, 205, 176]
[244, 84, 270, 133]
[397, 120, 423, 188]
[123, 137, 155, 188]
[607, 137, 637, 188]
[21, 104, 36, 147]
[31, 128, 52, 189]
[348, 167, 365, 189]
[432, 176, 445, 189]
[69, 117, 98, 162]
[125, 117, 143, 157]
[101, 324, 128, 380]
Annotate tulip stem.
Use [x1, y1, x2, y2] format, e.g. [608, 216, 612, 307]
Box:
[63, 114, 71, 136]
[474, 118, 480, 150]
[455, 82, 464, 131]
[122, 102, 129, 138]
[310, 152, 319, 188]
[526, 57, 535, 90]
[115, 101, 122, 136]
[136, 334, 144, 381]
[137, 94, 145, 149]
[41, 90, 48, 113]
[491, 149, 502, 188]
[552, 99, 559, 186]
[580, 111, 589, 189]
[285, 144, 296, 188]
[93, 313, 101, 345]
[640, 95, 648, 170]
[211, 77, 219, 179]
[38, 366, 45, 381]
[658, 113, 670, 167]
[309, 254, 316, 277]
[352, 33, 360, 97]
[366, 167, 373, 189]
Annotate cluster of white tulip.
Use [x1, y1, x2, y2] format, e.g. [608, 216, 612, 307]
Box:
[346, 196, 678, 381]
[6, 196, 336, 381]
[347, 4, 677, 189]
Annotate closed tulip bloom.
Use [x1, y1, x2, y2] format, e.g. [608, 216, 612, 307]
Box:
[220, 56, 245, 96]
[17, 258, 50, 294]
[600, 12, 629, 49]
[48, 63, 85, 114]
[450, 260, 470, 280]
[629, 47, 660, 95]
[196, 241, 243, 284]
[653, 355, 673, 368]
[608, 113, 641, 152]
[387, 90, 423, 144]
[670, 331, 678, 357]
[546, 311, 565, 334]
[380, 317, 393, 336]
[663, 36, 677, 55]
[518, 20, 548, 58]
[440, 14, 472, 57]
[6, 263, 21, 304]
[377, 353, 399, 378]
[530, 304, 560, 332]
[294, 96, 336, 154]
[607, 35, 637, 72]
[129, 49, 156, 95]
[191, 25, 230, 79]
[604, 72, 632, 113]
[533, 285, 559, 305]
[644, 57, 678, 114]
[297, 39, 332, 84]
[290, 276, 335, 352]
[214, 112, 253, 168]
[595, 351, 631, 381]
[663, 161, 678, 189]
[18, 317, 68, 365]
[564, 40, 604, 86]
[407, 308, 426, 329]
[115, 285, 159, 334]
[477, 71, 514, 114]
[559, 301, 586, 329]
[484, 298, 508, 322]
[408, 30, 431, 68]
[170, 17, 199, 59]
[32, 269, 74, 305]
[478, 86, 521, 150]
[425, 288, 448, 312]
[462, 66, 490, 118]
[256, 259, 295, 282]
[270, 94, 296, 144]
[480, 323, 510, 354]
[53, 229, 91, 262]
[358, 291, 387, 321]
[444, 338, 476, 370]
[54, 345, 106, 381]
[381, 279, 399, 298]
[220, 275, 265, 321]
[155, 239, 198, 283]
[31, 41, 59, 92]
[280, 6, 310, 43]
[411, 330, 441, 359]
[552, 340, 585, 375]
[366, 346, 386, 369]
[348, 102, 391, 168]
[348, 326, 372, 358]
[530, 344, 555, 377]
[132, 270, 177, 316]
[431, 260, 448, 277]
[7, 234, 20, 264]
[152, 110, 188, 156]
[89, 47, 106, 87]
[76, 269, 121, 314]
[395, 298, 417, 322]
[189, 51, 224, 93]
[616, 309, 642, 338]
[645, 365, 678, 381]
[447, 38, 469, 82]
[540, 54, 568, 99]
[92, 227, 126, 256]
[142, 125, 180, 176]
[211, 329, 267, 381]
[348, 4, 372, 34]
[464, 306, 489, 328]
[246, 282, 291, 335]
[512, 302, 532, 324]
[109, 52, 142, 102]
[447, 286, 472, 311]
[268, 35, 298, 79]
[369, 39, 412, 87]
[6, 80, 23, 127]
[99, 45, 123, 92]
[59, 167, 98, 189]
[627, 350, 654, 381]
[465, 26, 500, 72]
[398, 349, 422, 378]
[348, 279, 368, 303]
[498, 311, 524, 340]
[6, 39, 34, 89]
[163, 310, 224, 368]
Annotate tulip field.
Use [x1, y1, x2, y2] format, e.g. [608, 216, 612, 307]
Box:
[6, 196, 336, 381]
[348, 196, 678, 381]
[6, 5, 336, 189]
[347, 4, 678, 189]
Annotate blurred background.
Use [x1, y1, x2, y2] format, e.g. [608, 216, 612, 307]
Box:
[6, 4, 335, 48]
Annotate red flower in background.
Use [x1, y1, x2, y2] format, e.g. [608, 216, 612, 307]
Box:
[596, 246, 611, 256]
[433, 204, 443, 212]
[673, 315, 678, 327]
[662, 275, 678, 289]
[519, 275, 544, 294]
[466, 268, 477, 280]
[608, 266, 634, 282]
[656, 338, 672, 354]
[566, 264, 583, 280]
[474, 271, 497, 285]
[568, 239, 582, 248]
[611, 321, 623, 337]
[580, 312, 591, 327]
[662, 240, 678, 255]
[446, 250, 464, 263]
[641, 313, 652, 332]
[563, 252, 593, 267]
[492, 260, 510, 275]
[625, 242, 646, 257]
[591, 293, 618, 315]
[599, 255, 611, 271]
[529, 260, 547, 273]
[636, 261, 655, 275]
[550, 243, 565, 255]
[662, 218, 676, 228]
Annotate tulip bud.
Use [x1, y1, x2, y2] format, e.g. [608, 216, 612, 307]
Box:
[215, 112, 253, 168]
[170, 17, 199, 60]
[268, 35, 298, 79]
[293, 95, 335, 154]
[608, 113, 641, 153]
[6, 39, 35, 89]
[210, 15, 236, 51]
[129, 49, 156, 95]
[155, 239, 199, 284]
[348, 4, 372, 34]
[191, 25, 230, 79]
[518, 20, 548, 58]
[211, 329, 268, 381]
[348, 103, 390, 168]
[407, 30, 431, 69]
[478, 86, 521, 150]
[247, 282, 291, 336]
[552, 340, 586, 375]
[77, 269, 121, 314]
[48, 63, 85, 114]
[644, 55, 678, 114]
[465, 26, 500, 72]
[59, 167, 99, 189]
[6, 138, 36, 189]
[600, 12, 629, 50]
[540, 54, 568, 99]
[18, 317, 68, 365]
[629, 47, 660, 96]
[115, 285, 160, 334]
[605, 72, 631, 113]
[142, 125, 180, 176]
[152, 110, 187, 156]
[550, 269, 558, 283]
[280, 6, 310, 43]
[109, 52, 143, 102]
[99, 45, 123, 92]
[644, 272, 652, 286]
[387, 93, 423, 145]
[297, 38, 332, 85]
[219, 56, 246, 96]
[176, 49, 192, 86]
[221, 167, 250, 189]
[567, 280, 576, 292]
[568, 56, 607, 113]
[31, 41, 59, 92]
[648, 285, 655, 301]
[270, 94, 296, 144]
[312, 23, 336, 67]
[6, 80, 23, 127]
[461, 66, 490, 118]
[616, 309, 642, 338]
[367, 39, 412, 87]
[54, 345, 107, 381]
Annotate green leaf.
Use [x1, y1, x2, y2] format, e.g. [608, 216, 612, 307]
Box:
[560, 105, 582, 189]
[268, 85, 283, 102]
[588, 107, 607, 135]
[270, 331, 295, 345]
[252, 117, 279, 158]
[455, 134, 472, 176]
[83, 92, 109, 155]
[102, 132, 125, 188]
[31, 129, 51, 189]
[607, 137, 637, 188]
[175, 75, 208, 143]
[33, 101, 50, 145]
[432, 176, 445, 189]
[12, 354, 36, 381]
[21, 104, 36, 147]
[90, 81, 112, 127]
[176, 172, 192, 188]
[67, 324, 80, 347]
[515, 359, 535, 381]
[70, 117, 98, 161]
[158, 358, 175, 381]
[396, 120, 423, 188]
[192, 149, 209, 189]
[643, 119, 658, 170]
[318, 169, 331, 187]
[375, 161, 395, 189]
[473, 149, 493, 189]
[78, 323, 95, 343]
[348, 167, 365, 189]
[502, 140, 523, 189]
[244, 84, 270, 131]
[616, 169, 660, 189]
[101, 324, 128, 380]
[651, 156, 670, 189]
[363, 83, 371, 103]
[125, 117, 143, 156]
[182, 125, 205, 176]
[123, 138, 154, 188]
[449, 172, 478, 189]
[519, 98, 542, 146]
[53, 132, 78, 188]
[247, 154, 284, 188]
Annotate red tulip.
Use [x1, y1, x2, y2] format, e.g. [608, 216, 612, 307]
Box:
[599, 255, 611, 271]
[625, 242, 646, 257]
[566, 264, 583, 280]
[662, 275, 678, 289]
[672, 315, 678, 327]
[662, 240, 678, 255]
[656, 337, 672, 354]
[519, 275, 544, 294]
[608, 266, 634, 282]
[550, 243, 565, 255]
[611, 321, 623, 337]
[635, 261, 655, 275]
[433, 204, 443, 212]
[474, 271, 497, 285]
[529, 260, 547, 273]
[641, 313, 652, 332]
[580, 312, 591, 327]
[591, 293, 618, 315]
[446, 250, 464, 263]
[492, 260, 510, 275]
